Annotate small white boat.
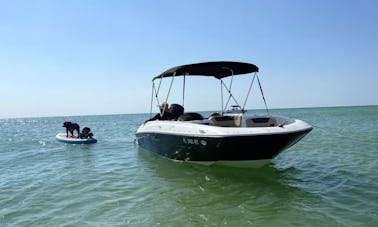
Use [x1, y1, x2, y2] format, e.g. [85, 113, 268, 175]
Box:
[135, 61, 312, 167]
[56, 133, 97, 144]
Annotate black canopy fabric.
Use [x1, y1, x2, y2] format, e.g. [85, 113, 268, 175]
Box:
[153, 61, 259, 81]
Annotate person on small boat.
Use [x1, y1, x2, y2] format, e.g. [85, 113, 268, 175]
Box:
[79, 127, 94, 139]
[146, 102, 174, 122]
[62, 121, 80, 138]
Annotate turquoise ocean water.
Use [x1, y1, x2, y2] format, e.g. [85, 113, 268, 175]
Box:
[0, 106, 377, 226]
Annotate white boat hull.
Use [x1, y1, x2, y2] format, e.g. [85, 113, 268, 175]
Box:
[135, 115, 312, 165]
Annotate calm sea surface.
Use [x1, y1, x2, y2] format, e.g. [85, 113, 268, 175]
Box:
[1, 106, 377, 226]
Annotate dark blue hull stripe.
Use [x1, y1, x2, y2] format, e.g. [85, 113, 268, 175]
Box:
[136, 129, 311, 161]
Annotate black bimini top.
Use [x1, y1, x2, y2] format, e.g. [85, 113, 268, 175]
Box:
[153, 61, 259, 81]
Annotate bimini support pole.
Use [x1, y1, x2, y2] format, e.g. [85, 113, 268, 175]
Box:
[221, 81, 242, 114]
[257, 75, 270, 115]
[160, 71, 176, 117]
[153, 75, 164, 110]
[222, 67, 234, 113]
[182, 73, 187, 108]
[242, 72, 257, 112]
[149, 83, 155, 119]
[220, 80, 224, 115]
[165, 71, 176, 102]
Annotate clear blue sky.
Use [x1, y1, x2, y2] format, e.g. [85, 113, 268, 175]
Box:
[1, 0, 377, 118]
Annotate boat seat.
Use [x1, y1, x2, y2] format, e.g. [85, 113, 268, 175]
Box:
[209, 115, 242, 127]
[246, 117, 277, 127]
[178, 112, 204, 121]
[190, 119, 212, 125]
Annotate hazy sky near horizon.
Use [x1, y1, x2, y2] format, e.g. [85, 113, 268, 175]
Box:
[0, 0, 377, 118]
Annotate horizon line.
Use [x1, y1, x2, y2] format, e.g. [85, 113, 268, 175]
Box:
[1, 104, 377, 120]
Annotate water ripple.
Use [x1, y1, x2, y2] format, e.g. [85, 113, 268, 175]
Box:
[1, 107, 378, 226]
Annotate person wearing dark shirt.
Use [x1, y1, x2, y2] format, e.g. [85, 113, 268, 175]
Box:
[79, 127, 94, 139]
[63, 121, 80, 138]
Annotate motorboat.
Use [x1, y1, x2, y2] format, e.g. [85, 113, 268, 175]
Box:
[135, 61, 312, 167]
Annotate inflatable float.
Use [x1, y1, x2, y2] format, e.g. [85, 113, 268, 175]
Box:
[56, 133, 97, 144]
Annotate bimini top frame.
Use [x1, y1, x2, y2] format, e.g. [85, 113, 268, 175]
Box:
[153, 61, 258, 81]
[150, 61, 269, 116]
